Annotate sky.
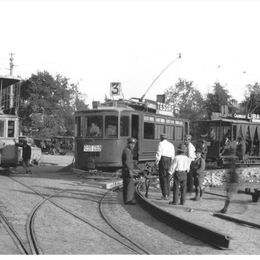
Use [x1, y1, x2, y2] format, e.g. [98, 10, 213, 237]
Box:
[1, 0, 260, 106]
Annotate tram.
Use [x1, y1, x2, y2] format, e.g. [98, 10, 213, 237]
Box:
[0, 76, 20, 167]
[74, 98, 189, 170]
[191, 111, 260, 165]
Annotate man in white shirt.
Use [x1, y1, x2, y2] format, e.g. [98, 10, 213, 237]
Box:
[169, 143, 190, 205]
[155, 133, 175, 200]
[185, 134, 196, 193]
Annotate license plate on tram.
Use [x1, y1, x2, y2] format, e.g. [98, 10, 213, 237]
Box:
[84, 145, 102, 152]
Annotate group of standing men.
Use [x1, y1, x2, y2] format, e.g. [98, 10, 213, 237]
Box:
[155, 134, 206, 205]
[121, 134, 206, 206]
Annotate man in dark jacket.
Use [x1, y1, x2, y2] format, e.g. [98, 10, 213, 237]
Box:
[192, 148, 206, 201]
[121, 138, 137, 205]
[14, 138, 32, 174]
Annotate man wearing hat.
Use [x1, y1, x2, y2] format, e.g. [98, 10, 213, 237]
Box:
[155, 133, 175, 200]
[169, 143, 190, 205]
[13, 138, 32, 174]
[121, 137, 137, 204]
[185, 134, 196, 194]
[192, 148, 206, 201]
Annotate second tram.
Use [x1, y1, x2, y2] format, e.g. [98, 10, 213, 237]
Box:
[192, 112, 260, 165]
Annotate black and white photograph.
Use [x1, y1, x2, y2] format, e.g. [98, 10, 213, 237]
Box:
[0, 0, 260, 256]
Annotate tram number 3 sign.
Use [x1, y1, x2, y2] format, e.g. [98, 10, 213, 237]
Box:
[110, 82, 122, 97]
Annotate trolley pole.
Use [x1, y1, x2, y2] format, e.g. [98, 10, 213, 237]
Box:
[139, 53, 181, 102]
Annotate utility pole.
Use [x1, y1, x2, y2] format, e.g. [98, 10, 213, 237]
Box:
[9, 53, 15, 111]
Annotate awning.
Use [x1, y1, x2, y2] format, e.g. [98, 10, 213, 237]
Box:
[0, 76, 21, 89]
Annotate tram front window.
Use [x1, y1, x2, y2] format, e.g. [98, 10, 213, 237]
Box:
[0, 120, 4, 137]
[105, 115, 118, 137]
[86, 116, 102, 137]
[120, 116, 129, 137]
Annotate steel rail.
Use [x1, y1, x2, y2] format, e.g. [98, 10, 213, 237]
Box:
[135, 181, 231, 249]
[99, 188, 152, 255]
[8, 176, 145, 254]
[213, 213, 260, 229]
[26, 189, 64, 255]
[0, 211, 29, 255]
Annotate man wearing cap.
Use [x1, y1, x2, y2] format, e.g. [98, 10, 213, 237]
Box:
[169, 143, 190, 205]
[192, 148, 206, 201]
[14, 138, 32, 174]
[121, 137, 137, 205]
[155, 133, 175, 200]
[185, 134, 196, 194]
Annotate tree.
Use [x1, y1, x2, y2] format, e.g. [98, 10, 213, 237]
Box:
[240, 82, 260, 114]
[19, 71, 88, 138]
[165, 78, 206, 120]
[204, 82, 237, 118]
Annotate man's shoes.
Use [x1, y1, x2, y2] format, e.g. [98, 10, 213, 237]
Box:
[169, 201, 177, 205]
[219, 208, 227, 214]
[194, 196, 200, 201]
[125, 201, 136, 205]
[161, 195, 169, 200]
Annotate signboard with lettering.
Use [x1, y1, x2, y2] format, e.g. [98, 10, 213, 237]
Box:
[156, 102, 174, 116]
[84, 145, 102, 152]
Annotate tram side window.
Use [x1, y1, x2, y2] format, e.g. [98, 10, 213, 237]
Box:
[8, 121, 15, 138]
[75, 116, 82, 137]
[233, 125, 237, 141]
[105, 115, 118, 137]
[223, 126, 231, 142]
[144, 122, 154, 139]
[166, 125, 174, 140]
[0, 120, 4, 137]
[155, 124, 165, 139]
[120, 116, 129, 137]
[175, 126, 183, 140]
[86, 116, 102, 137]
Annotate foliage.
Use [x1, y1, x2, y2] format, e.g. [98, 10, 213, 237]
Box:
[165, 78, 207, 120]
[240, 82, 260, 114]
[19, 71, 88, 138]
[204, 82, 237, 118]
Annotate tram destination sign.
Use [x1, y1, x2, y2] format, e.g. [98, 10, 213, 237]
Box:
[156, 102, 174, 116]
[84, 144, 102, 152]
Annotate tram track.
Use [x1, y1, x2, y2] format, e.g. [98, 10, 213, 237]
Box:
[0, 210, 29, 255]
[99, 189, 151, 254]
[8, 176, 151, 254]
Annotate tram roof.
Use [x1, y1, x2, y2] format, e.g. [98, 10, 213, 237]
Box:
[198, 118, 260, 124]
[76, 105, 135, 114]
[0, 76, 21, 88]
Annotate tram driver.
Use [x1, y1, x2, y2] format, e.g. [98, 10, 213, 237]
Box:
[89, 122, 101, 137]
